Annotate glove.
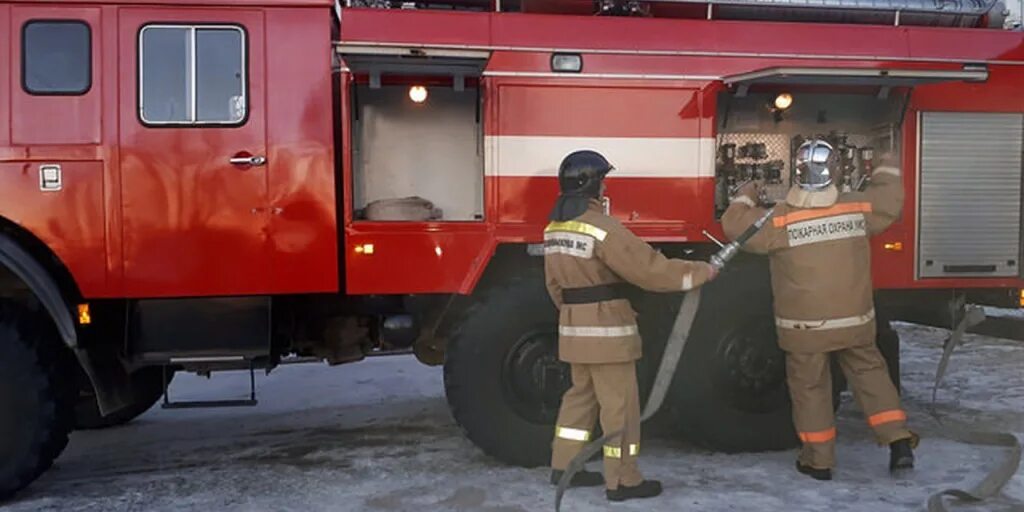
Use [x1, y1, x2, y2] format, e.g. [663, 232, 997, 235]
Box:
[737, 181, 763, 201]
[700, 261, 718, 282]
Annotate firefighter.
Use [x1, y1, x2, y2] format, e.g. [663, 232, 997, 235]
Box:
[545, 150, 717, 501]
[722, 139, 917, 481]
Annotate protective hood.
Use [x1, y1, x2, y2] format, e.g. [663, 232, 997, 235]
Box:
[549, 193, 594, 221]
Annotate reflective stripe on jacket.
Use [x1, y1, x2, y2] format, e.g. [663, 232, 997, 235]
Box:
[544, 201, 714, 363]
[721, 168, 904, 353]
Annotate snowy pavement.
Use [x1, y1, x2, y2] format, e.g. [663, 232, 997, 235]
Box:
[4, 323, 1024, 512]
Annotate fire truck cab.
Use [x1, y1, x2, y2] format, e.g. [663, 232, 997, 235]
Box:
[1, 0, 1023, 497]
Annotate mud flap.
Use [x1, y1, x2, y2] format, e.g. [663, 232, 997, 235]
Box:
[75, 346, 134, 417]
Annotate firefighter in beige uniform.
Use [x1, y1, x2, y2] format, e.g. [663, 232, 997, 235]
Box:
[544, 150, 717, 501]
[722, 139, 917, 481]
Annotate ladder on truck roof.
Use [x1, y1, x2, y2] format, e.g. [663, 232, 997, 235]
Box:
[337, 0, 1011, 29]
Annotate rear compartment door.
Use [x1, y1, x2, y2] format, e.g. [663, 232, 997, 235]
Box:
[118, 9, 269, 297]
[917, 112, 1023, 278]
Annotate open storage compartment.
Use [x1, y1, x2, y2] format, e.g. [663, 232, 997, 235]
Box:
[343, 49, 489, 222]
[714, 89, 906, 215]
[713, 66, 988, 216]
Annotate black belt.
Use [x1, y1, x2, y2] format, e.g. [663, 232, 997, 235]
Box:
[562, 283, 632, 305]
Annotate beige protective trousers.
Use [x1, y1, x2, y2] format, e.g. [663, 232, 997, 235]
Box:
[787, 342, 913, 469]
[550, 362, 642, 490]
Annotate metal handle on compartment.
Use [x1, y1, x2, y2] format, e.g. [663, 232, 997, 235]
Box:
[229, 155, 267, 166]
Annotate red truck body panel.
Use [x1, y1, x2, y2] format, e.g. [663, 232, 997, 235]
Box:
[1, 2, 337, 298]
[2, 3, 1023, 298]
[339, 8, 1024, 295]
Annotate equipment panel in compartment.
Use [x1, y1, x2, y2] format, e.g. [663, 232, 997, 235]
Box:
[714, 91, 905, 216]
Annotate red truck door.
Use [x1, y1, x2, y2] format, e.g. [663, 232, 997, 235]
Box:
[118, 10, 269, 297]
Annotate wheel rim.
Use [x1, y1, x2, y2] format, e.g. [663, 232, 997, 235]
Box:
[501, 327, 570, 425]
[715, 316, 789, 414]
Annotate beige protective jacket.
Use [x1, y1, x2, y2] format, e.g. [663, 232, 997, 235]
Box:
[721, 168, 904, 353]
[544, 201, 715, 364]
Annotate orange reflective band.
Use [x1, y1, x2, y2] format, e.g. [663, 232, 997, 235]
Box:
[798, 427, 836, 444]
[868, 409, 907, 427]
[773, 202, 872, 228]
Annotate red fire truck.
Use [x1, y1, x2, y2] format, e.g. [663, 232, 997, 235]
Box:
[1, 0, 1023, 497]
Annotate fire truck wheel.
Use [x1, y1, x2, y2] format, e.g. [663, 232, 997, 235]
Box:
[0, 302, 76, 500]
[444, 276, 566, 468]
[667, 256, 807, 453]
[875, 308, 901, 391]
[75, 367, 170, 430]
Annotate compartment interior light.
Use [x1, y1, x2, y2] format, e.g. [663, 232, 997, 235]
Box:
[409, 85, 428, 103]
[774, 92, 794, 111]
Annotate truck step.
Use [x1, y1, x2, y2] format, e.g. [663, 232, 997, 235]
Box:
[161, 399, 257, 409]
[160, 364, 258, 409]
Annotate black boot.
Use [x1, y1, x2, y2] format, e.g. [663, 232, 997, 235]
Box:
[889, 433, 918, 472]
[550, 469, 604, 488]
[796, 461, 833, 481]
[606, 480, 662, 502]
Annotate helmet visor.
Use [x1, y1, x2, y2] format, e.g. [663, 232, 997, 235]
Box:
[795, 141, 834, 189]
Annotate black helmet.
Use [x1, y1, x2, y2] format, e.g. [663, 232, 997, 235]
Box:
[558, 150, 614, 198]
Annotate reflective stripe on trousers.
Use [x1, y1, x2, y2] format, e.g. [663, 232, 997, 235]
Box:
[603, 444, 640, 458]
[868, 409, 907, 427]
[556, 426, 591, 442]
[559, 325, 639, 337]
[798, 427, 837, 444]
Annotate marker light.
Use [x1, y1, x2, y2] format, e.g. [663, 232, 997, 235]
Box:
[774, 92, 794, 111]
[883, 242, 903, 251]
[409, 85, 428, 103]
[551, 53, 583, 73]
[354, 243, 375, 255]
[78, 304, 91, 325]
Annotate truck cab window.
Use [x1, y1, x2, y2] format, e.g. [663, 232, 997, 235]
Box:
[139, 25, 246, 125]
[22, 21, 91, 95]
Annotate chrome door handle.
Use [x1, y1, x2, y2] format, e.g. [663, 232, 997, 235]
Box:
[229, 155, 267, 166]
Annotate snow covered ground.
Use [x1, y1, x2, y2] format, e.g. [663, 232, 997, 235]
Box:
[4, 323, 1024, 512]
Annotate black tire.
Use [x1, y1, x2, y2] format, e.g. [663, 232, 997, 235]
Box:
[75, 367, 170, 430]
[0, 302, 76, 500]
[444, 276, 567, 467]
[667, 256, 805, 453]
[875, 307, 901, 392]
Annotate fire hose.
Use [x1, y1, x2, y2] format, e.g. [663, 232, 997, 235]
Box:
[925, 303, 1021, 512]
[553, 203, 1023, 511]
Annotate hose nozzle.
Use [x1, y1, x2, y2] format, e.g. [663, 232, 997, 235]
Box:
[708, 207, 775, 270]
